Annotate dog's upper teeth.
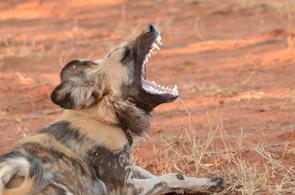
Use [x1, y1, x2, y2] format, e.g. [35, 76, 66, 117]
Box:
[152, 43, 160, 50]
[156, 39, 162, 46]
[156, 36, 162, 45]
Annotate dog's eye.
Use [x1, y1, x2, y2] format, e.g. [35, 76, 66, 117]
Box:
[121, 48, 131, 62]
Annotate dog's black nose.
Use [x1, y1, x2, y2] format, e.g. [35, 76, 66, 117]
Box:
[148, 24, 156, 33]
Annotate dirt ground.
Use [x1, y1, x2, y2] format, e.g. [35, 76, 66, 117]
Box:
[0, 0, 295, 194]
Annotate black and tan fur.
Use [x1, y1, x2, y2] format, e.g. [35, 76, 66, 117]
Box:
[0, 25, 223, 195]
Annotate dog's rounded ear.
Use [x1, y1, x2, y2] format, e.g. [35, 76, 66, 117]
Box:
[51, 60, 104, 109]
[60, 60, 98, 81]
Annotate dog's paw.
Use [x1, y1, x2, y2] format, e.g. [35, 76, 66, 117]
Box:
[206, 176, 224, 192]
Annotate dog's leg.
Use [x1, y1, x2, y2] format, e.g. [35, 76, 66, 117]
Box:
[132, 166, 156, 179]
[132, 173, 223, 194]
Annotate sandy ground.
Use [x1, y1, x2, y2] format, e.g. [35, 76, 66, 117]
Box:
[0, 0, 295, 193]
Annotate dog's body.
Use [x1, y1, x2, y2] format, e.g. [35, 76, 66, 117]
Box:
[0, 25, 222, 195]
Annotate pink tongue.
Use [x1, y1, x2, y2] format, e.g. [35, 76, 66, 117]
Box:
[142, 79, 152, 87]
[141, 64, 146, 79]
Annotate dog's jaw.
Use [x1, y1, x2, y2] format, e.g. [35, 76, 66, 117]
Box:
[141, 35, 179, 98]
[135, 25, 179, 102]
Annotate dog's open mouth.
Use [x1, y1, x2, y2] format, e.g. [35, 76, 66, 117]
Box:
[140, 32, 179, 100]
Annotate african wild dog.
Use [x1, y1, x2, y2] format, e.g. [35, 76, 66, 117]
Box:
[0, 25, 223, 195]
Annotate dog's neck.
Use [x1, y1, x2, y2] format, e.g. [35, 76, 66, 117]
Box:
[58, 110, 130, 153]
[52, 96, 150, 154]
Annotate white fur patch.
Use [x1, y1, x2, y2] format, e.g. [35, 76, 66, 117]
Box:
[52, 182, 74, 195]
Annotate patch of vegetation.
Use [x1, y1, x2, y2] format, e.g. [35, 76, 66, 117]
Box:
[150, 102, 295, 194]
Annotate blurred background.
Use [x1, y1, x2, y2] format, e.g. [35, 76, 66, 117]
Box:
[0, 0, 295, 194]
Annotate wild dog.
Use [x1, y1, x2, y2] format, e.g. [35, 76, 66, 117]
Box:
[0, 25, 223, 195]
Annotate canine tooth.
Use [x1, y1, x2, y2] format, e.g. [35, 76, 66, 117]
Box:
[171, 85, 179, 96]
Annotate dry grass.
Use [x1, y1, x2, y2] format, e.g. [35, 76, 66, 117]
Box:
[0, 34, 47, 62]
[149, 100, 295, 195]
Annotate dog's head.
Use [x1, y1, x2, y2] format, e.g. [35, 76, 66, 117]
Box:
[51, 25, 179, 134]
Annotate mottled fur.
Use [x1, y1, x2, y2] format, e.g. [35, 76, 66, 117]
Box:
[0, 25, 223, 195]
